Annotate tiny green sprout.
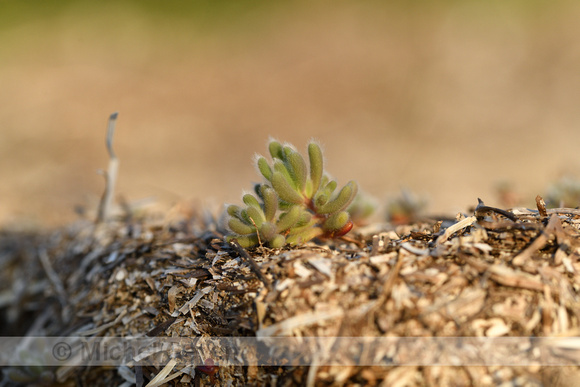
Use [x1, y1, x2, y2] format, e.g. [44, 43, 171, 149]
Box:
[226, 140, 361, 248]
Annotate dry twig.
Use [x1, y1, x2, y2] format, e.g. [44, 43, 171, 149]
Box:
[96, 112, 119, 223]
[230, 239, 272, 288]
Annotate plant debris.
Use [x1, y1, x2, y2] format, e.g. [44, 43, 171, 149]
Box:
[1, 197, 580, 386]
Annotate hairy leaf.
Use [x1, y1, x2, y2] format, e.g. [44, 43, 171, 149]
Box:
[319, 174, 329, 189]
[308, 142, 323, 194]
[227, 234, 260, 249]
[314, 192, 328, 208]
[257, 157, 272, 180]
[228, 218, 255, 235]
[240, 209, 251, 224]
[272, 172, 304, 204]
[269, 234, 286, 248]
[296, 210, 313, 227]
[269, 140, 284, 160]
[318, 181, 358, 214]
[323, 211, 350, 231]
[246, 206, 265, 228]
[260, 185, 278, 222]
[286, 217, 318, 235]
[322, 180, 338, 197]
[243, 193, 261, 209]
[283, 145, 293, 161]
[304, 179, 314, 198]
[287, 151, 307, 191]
[227, 204, 242, 218]
[276, 205, 302, 232]
[286, 227, 323, 245]
[272, 159, 295, 188]
[260, 221, 277, 240]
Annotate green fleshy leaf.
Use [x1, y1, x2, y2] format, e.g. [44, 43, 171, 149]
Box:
[227, 204, 242, 218]
[269, 140, 284, 160]
[240, 209, 251, 224]
[260, 185, 278, 222]
[257, 157, 272, 181]
[246, 206, 265, 228]
[322, 180, 338, 197]
[272, 159, 296, 188]
[304, 179, 314, 198]
[260, 221, 277, 240]
[276, 205, 302, 232]
[287, 151, 307, 192]
[283, 146, 293, 161]
[323, 211, 350, 231]
[227, 234, 260, 248]
[314, 192, 328, 208]
[243, 194, 261, 209]
[286, 217, 318, 235]
[318, 181, 358, 214]
[286, 227, 323, 245]
[319, 175, 330, 193]
[269, 234, 286, 248]
[295, 210, 313, 227]
[228, 218, 255, 235]
[314, 180, 336, 208]
[278, 201, 293, 211]
[272, 172, 304, 204]
[308, 142, 323, 194]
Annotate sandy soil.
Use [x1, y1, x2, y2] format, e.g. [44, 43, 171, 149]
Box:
[2, 2, 580, 227]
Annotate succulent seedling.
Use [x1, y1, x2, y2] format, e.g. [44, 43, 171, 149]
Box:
[545, 176, 580, 208]
[226, 140, 359, 248]
[347, 191, 377, 226]
[386, 189, 427, 225]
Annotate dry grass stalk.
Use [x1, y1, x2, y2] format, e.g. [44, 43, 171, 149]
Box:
[96, 112, 119, 224]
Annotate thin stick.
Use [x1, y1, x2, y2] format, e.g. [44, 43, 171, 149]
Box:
[339, 235, 365, 248]
[512, 214, 568, 266]
[230, 239, 271, 288]
[435, 216, 477, 245]
[96, 112, 119, 223]
[372, 252, 404, 311]
[475, 198, 518, 222]
[38, 249, 67, 305]
[512, 207, 580, 216]
[248, 216, 263, 248]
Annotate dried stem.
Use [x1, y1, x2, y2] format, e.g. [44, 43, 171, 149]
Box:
[96, 112, 119, 223]
[230, 239, 271, 288]
[37, 249, 67, 307]
[475, 198, 517, 222]
[435, 216, 477, 245]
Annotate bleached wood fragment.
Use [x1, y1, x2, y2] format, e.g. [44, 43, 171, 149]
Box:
[308, 257, 333, 278]
[173, 286, 213, 317]
[256, 307, 344, 337]
[436, 216, 477, 244]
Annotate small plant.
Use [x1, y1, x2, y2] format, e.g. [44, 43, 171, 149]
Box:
[386, 189, 427, 225]
[347, 191, 377, 226]
[226, 140, 358, 248]
[545, 176, 580, 208]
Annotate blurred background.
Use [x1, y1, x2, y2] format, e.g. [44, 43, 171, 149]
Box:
[2, 0, 580, 227]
